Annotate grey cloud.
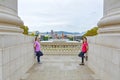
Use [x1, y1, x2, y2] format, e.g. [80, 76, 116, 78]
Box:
[18, 0, 103, 32]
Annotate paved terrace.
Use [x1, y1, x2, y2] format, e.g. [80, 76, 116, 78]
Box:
[21, 55, 100, 80]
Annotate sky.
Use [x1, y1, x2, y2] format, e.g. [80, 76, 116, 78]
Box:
[18, 0, 103, 33]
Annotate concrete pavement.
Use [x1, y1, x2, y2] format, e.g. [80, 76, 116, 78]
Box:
[21, 55, 100, 80]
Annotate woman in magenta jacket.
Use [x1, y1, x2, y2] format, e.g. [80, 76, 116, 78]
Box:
[79, 37, 88, 65]
[34, 36, 43, 64]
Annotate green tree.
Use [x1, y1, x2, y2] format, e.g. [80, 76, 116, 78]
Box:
[20, 25, 29, 35]
[83, 27, 98, 36]
[43, 36, 49, 41]
[68, 37, 73, 41]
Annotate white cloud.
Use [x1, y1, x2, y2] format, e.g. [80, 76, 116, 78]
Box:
[18, 0, 103, 32]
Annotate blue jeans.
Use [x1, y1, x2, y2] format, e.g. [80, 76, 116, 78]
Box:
[36, 51, 41, 62]
[79, 52, 86, 63]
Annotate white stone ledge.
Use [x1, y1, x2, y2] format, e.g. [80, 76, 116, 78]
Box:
[89, 43, 120, 50]
[0, 35, 34, 48]
[87, 36, 120, 49]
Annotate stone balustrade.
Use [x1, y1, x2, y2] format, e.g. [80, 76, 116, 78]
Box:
[41, 41, 81, 55]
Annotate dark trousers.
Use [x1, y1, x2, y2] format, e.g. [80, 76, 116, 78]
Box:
[37, 55, 40, 62]
[82, 55, 84, 63]
[79, 52, 85, 63]
[36, 51, 41, 62]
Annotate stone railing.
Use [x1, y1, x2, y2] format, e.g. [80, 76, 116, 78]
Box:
[40, 41, 81, 55]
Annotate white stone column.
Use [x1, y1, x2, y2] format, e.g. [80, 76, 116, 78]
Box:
[0, 0, 23, 34]
[98, 0, 120, 34]
[87, 0, 120, 80]
[0, 0, 35, 80]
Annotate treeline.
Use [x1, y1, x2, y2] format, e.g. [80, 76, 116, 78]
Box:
[19, 25, 99, 37]
[83, 27, 98, 36]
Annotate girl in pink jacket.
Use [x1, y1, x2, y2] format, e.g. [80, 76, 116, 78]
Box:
[79, 37, 88, 65]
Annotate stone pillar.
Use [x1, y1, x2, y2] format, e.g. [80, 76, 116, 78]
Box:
[0, 0, 34, 80]
[0, 0, 23, 34]
[87, 0, 120, 80]
[98, 0, 120, 34]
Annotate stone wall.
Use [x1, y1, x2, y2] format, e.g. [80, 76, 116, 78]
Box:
[87, 36, 120, 80]
[0, 35, 34, 80]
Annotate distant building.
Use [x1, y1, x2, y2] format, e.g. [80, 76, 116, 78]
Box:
[62, 32, 64, 39]
[35, 31, 40, 36]
[55, 32, 58, 39]
[51, 30, 55, 39]
[73, 35, 82, 42]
